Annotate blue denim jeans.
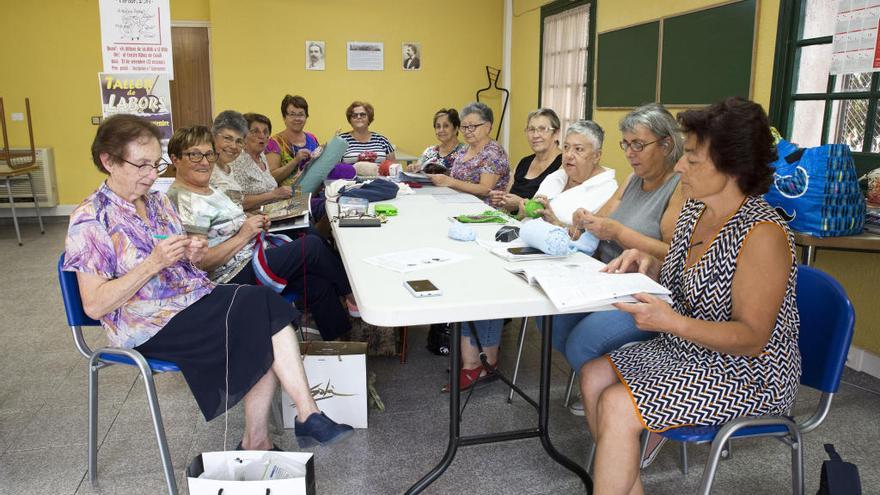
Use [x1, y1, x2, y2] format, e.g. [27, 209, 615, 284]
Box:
[460, 319, 505, 348]
[539, 310, 654, 370]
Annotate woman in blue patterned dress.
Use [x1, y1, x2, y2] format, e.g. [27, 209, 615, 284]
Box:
[581, 97, 800, 494]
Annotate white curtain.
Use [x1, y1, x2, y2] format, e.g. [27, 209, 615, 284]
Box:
[541, 4, 590, 134]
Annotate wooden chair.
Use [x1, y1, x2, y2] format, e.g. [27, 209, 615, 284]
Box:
[0, 97, 44, 245]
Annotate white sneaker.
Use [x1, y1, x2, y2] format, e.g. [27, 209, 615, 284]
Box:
[568, 399, 585, 416]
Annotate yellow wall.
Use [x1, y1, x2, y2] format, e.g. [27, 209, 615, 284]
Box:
[510, 0, 879, 355]
[209, 0, 504, 161]
[0, 0, 501, 205]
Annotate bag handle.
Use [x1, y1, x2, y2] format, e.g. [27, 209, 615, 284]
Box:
[217, 490, 271, 494]
[824, 443, 843, 462]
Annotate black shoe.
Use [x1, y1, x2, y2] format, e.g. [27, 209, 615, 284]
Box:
[235, 441, 284, 451]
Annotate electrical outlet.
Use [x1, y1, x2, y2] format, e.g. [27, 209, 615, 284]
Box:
[10, 112, 24, 122]
[91, 116, 103, 125]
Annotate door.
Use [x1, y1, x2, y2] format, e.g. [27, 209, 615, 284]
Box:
[170, 26, 212, 129]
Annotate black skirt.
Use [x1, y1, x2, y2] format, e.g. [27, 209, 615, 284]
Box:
[135, 284, 300, 421]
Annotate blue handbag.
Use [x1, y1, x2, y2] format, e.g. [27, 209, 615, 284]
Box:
[339, 178, 399, 202]
[764, 139, 865, 237]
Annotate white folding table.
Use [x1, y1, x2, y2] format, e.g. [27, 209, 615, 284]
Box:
[329, 190, 592, 494]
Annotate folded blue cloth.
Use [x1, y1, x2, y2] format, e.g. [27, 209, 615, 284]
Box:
[448, 222, 476, 241]
[520, 218, 598, 256]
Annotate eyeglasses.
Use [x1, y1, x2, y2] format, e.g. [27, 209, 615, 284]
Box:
[460, 122, 488, 133]
[113, 155, 169, 175]
[249, 127, 270, 137]
[219, 133, 245, 147]
[285, 112, 307, 119]
[182, 150, 219, 163]
[525, 126, 555, 135]
[619, 138, 662, 152]
[350, 112, 369, 119]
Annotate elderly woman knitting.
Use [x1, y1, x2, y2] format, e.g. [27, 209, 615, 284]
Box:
[63, 114, 353, 449]
[520, 119, 617, 227]
[165, 124, 358, 341]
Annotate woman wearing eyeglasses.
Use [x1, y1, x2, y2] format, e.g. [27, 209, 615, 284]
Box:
[226, 113, 293, 212]
[165, 125, 359, 341]
[339, 101, 396, 164]
[428, 101, 509, 203]
[488, 108, 562, 214]
[64, 115, 354, 450]
[267, 95, 320, 187]
[556, 104, 685, 433]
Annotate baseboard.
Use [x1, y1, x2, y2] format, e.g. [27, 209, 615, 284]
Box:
[0, 204, 75, 218]
[846, 345, 880, 379]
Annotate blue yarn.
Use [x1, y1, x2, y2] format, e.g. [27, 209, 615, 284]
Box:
[448, 222, 476, 241]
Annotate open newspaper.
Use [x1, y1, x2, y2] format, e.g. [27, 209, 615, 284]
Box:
[506, 260, 672, 312]
[261, 190, 310, 232]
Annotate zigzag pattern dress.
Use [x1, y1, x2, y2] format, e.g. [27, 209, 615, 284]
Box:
[607, 196, 801, 431]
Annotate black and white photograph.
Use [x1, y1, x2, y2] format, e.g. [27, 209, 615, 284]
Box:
[402, 42, 421, 70]
[305, 40, 325, 70]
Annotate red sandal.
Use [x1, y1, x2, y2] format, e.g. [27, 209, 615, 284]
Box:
[441, 363, 498, 393]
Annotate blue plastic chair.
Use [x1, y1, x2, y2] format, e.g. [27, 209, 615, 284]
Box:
[658, 265, 856, 494]
[57, 255, 179, 495]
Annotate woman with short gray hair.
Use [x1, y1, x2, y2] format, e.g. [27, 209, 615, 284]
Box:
[556, 103, 685, 437]
[523, 119, 617, 227]
[427, 101, 510, 203]
[209, 110, 249, 202]
[431, 101, 511, 393]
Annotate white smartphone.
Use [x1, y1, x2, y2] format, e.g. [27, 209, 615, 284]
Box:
[404, 279, 442, 298]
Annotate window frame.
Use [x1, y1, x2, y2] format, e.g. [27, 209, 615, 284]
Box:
[538, 0, 597, 119]
[769, 0, 879, 176]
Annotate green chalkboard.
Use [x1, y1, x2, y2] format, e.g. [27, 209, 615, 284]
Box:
[596, 22, 659, 108]
[660, 0, 756, 105]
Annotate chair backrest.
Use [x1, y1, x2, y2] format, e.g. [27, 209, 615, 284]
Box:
[58, 254, 101, 327]
[796, 265, 856, 394]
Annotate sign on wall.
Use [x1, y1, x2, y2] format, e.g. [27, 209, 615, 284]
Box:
[831, 0, 880, 74]
[99, 0, 174, 77]
[98, 73, 173, 150]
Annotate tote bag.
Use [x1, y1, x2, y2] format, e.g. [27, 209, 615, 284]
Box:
[764, 139, 865, 237]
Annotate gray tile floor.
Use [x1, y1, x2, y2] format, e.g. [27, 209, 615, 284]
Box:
[1, 220, 878, 494]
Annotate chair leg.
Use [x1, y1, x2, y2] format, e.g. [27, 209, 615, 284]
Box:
[26, 172, 44, 234]
[5, 178, 21, 246]
[88, 362, 99, 483]
[141, 372, 178, 495]
[790, 432, 805, 495]
[564, 369, 576, 407]
[507, 317, 529, 403]
[680, 441, 689, 475]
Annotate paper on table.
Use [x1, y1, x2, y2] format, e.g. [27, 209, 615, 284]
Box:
[363, 248, 470, 273]
[506, 262, 671, 312]
[434, 193, 486, 204]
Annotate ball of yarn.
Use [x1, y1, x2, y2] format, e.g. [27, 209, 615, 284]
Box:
[354, 161, 379, 177]
[523, 199, 543, 218]
[378, 159, 394, 176]
[327, 163, 357, 180]
[448, 222, 476, 241]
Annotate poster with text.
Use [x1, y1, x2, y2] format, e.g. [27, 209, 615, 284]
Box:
[99, 0, 174, 78]
[831, 0, 880, 74]
[347, 42, 384, 71]
[99, 73, 173, 152]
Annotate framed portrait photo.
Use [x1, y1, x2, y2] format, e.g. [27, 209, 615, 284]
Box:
[306, 41, 325, 70]
[402, 42, 421, 71]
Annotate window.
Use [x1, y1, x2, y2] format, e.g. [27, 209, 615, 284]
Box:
[539, 1, 595, 132]
[770, 0, 879, 176]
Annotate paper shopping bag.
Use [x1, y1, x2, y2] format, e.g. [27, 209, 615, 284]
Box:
[186, 450, 315, 495]
[282, 341, 368, 429]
